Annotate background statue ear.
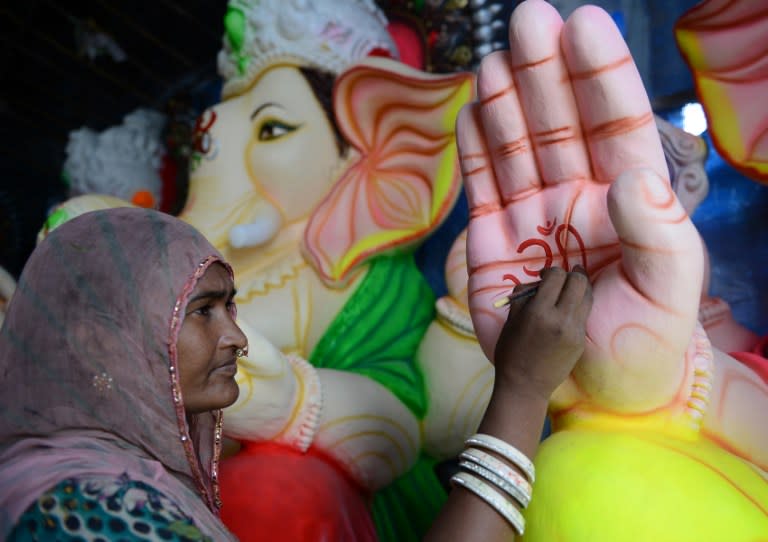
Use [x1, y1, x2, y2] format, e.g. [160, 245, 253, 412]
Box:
[675, 1, 768, 184]
[302, 57, 474, 286]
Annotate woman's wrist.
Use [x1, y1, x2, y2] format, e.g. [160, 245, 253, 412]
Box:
[478, 382, 551, 460]
[425, 377, 551, 542]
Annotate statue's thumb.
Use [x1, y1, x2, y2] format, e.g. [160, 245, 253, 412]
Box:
[606, 168, 703, 314]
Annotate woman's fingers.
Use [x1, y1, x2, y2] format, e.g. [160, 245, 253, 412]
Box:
[556, 266, 592, 315]
[525, 266, 593, 322]
[531, 266, 568, 308]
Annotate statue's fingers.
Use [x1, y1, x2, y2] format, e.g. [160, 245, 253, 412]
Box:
[468, 265, 513, 363]
[475, 50, 541, 201]
[457, 103, 503, 217]
[507, 0, 591, 188]
[562, 6, 667, 186]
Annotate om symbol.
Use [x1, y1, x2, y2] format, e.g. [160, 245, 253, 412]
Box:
[502, 218, 587, 285]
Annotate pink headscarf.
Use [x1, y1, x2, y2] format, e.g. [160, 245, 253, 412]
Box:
[0, 208, 237, 540]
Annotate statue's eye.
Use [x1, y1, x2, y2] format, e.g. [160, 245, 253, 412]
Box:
[257, 119, 298, 141]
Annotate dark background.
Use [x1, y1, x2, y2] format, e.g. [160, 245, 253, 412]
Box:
[1, 0, 227, 277]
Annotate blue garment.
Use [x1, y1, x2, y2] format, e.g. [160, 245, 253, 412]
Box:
[9, 475, 212, 542]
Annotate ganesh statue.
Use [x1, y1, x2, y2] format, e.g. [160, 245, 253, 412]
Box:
[35, 0, 768, 540]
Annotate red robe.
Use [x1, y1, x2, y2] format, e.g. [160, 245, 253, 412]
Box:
[219, 441, 378, 542]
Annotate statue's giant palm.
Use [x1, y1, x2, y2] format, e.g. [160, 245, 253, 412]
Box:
[459, 0, 704, 416]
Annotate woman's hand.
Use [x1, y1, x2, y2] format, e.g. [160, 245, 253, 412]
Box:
[425, 266, 592, 542]
[494, 266, 592, 401]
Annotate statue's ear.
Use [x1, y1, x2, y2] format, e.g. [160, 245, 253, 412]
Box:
[303, 57, 474, 286]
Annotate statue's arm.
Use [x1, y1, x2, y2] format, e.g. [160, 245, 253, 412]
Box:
[702, 347, 768, 472]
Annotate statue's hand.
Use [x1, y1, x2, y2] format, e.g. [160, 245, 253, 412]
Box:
[459, 0, 704, 413]
[225, 324, 321, 450]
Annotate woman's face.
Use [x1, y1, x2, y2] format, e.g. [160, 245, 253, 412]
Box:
[177, 263, 247, 414]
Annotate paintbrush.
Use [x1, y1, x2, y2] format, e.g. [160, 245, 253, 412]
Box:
[493, 283, 540, 308]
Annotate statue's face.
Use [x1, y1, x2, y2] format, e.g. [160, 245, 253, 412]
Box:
[182, 65, 342, 254]
[182, 57, 471, 284]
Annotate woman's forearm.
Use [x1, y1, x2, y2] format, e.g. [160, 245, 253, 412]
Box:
[424, 384, 549, 541]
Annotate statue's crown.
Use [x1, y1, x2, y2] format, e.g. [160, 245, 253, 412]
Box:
[218, 0, 398, 98]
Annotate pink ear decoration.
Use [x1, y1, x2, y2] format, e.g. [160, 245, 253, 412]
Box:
[302, 58, 474, 286]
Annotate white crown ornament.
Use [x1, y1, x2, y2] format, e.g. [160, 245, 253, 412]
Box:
[218, 0, 399, 98]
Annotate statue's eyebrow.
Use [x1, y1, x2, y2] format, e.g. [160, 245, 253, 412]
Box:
[251, 102, 285, 120]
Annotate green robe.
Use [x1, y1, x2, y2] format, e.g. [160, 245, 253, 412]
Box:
[309, 253, 447, 542]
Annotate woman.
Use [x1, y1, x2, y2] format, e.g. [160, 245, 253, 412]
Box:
[0, 207, 246, 540]
[0, 205, 593, 541]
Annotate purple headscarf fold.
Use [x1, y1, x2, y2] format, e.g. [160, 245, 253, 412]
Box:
[0, 208, 237, 540]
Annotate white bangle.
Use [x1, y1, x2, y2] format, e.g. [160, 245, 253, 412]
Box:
[460, 448, 532, 498]
[459, 461, 531, 508]
[465, 433, 535, 483]
[450, 471, 525, 535]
